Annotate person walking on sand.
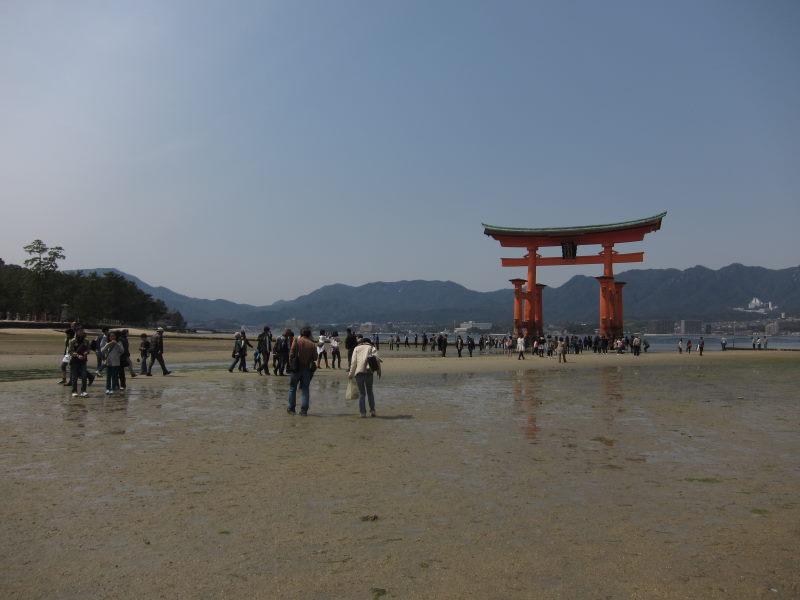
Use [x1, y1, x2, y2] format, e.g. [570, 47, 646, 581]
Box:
[516, 334, 526, 360]
[101, 330, 125, 394]
[94, 326, 109, 375]
[330, 331, 342, 369]
[138, 333, 150, 374]
[256, 326, 272, 375]
[58, 323, 76, 385]
[557, 337, 567, 363]
[316, 329, 331, 369]
[118, 329, 137, 390]
[349, 336, 382, 417]
[456, 335, 464, 357]
[67, 326, 92, 397]
[677, 338, 683, 354]
[273, 329, 291, 375]
[344, 328, 358, 368]
[147, 327, 171, 376]
[698, 336, 705, 356]
[229, 332, 246, 372]
[287, 327, 317, 416]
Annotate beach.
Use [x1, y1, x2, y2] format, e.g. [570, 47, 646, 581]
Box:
[1, 330, 798, 599]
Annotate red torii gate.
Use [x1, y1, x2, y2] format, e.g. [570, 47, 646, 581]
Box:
[483, 212, 666, 338]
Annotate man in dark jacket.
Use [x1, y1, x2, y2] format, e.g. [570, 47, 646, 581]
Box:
[344, 328, 358, 368]
[256, 326, 272, 375]
[147, 327, 171, 376]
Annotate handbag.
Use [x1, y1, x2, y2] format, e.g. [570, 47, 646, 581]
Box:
[367, 355, 380, 372]
[345, 379, 358, 401]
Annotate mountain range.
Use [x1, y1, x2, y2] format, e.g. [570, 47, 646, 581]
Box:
[79, 264, 800, 330]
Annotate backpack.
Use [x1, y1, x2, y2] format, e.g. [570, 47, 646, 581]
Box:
[274, 336, 287, 353]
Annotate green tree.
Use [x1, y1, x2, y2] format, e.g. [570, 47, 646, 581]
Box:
[22, 239, 66, 316]
[23, 239, 65, 274]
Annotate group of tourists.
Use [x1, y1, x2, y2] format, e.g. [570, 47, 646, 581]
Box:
[59, 323, 170, 397]
[225, 327, 383, 418]
[677, 337, 706, 356]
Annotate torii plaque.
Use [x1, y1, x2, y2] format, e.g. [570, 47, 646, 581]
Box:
[483, 212, 666, 338]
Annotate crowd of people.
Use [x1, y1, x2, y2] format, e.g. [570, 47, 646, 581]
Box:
[59, 322, 171, 397]
[223, 326, 383, 417]
[59, 322, 724, 414]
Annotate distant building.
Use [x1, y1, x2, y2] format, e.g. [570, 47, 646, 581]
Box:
[765, 321, 780, 336]
[284, 318, 304, 330]
[460, 321, 492, 331]
[647, 320, 674, 334]
[359, 322, 376, 333]
[680, 320, 703, 335]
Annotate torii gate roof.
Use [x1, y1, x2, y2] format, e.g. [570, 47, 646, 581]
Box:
[483, 212, 666, 246]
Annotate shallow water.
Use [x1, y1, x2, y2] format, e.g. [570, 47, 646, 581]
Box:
[1, 363, 798, 598]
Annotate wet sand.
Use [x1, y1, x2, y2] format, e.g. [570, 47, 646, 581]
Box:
[1, 330, 798, 598]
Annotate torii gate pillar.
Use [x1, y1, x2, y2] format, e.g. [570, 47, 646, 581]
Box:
[533, 283, 547, 337]
[510, 279, 526, 336]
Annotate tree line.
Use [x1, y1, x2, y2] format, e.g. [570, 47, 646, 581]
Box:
[0, 239, 185, 328]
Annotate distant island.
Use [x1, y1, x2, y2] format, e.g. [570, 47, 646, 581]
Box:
[74, 264, 800, 334]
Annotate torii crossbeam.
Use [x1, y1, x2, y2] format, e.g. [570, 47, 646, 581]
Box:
[483, 212, 666, 338]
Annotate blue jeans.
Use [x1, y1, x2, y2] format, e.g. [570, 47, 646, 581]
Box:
[355, 372, 375, 415]
[287, 369, 312, 412]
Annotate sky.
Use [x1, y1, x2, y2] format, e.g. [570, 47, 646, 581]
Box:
[1, 0, 798, 306]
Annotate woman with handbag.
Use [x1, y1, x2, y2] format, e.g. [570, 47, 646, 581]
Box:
[348, 336, 382, 418]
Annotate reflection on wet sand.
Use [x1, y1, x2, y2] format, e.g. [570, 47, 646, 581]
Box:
[0, 359, 798, 599]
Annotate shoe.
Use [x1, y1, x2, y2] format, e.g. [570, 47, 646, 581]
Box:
[286, 408, 296, 415]
[299, 410, 307, 416]
[146, 373, 152, 376]
[80, 392, 88, 397]
[131, 373, 137, 378]
[370, 410, 376, 417]
[360, 414, 367, 418]
[57, 379, 66, 384]
[164, 371, 172, 375]
[105, 389, 112, 395]
[119, 387, 126, 391]
[228, 369, 233, 373]
[71, 392, 78, 397]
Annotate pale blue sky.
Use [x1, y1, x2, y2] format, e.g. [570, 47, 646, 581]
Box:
[1, 0, 798, 304]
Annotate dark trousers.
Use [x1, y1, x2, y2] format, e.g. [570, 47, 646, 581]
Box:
[276, 353, 288, 375]
[148, 352, 168, 375]
[106, 365, 121, 391]
[70, 361, 88, 393]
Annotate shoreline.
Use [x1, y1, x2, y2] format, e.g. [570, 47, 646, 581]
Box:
[1, 327, 797, 374]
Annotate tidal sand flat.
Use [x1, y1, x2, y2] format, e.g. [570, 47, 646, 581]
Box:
[1, 351, 798, 599]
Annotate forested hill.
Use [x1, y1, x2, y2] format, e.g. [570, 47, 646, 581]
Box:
[78, 264, 799, 328]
